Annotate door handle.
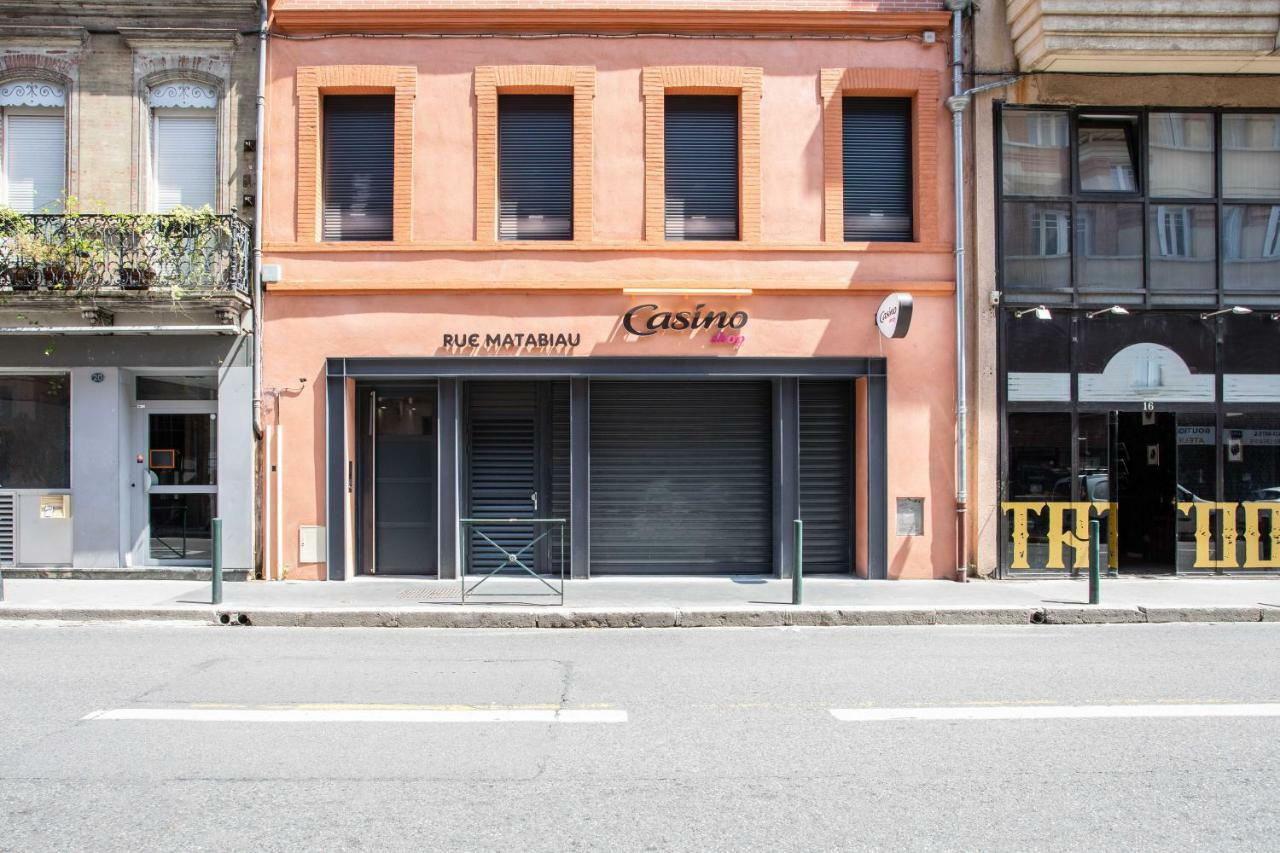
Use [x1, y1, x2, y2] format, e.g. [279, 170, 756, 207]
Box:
[531, 491, 538, 512]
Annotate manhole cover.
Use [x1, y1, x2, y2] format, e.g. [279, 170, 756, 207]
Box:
[396, 585, 461, 601]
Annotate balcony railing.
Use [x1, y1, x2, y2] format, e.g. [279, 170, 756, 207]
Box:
[0, 213, 251, 297]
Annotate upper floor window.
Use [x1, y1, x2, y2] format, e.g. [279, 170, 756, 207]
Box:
[664, 95, 738, 241]
[842, 97, 913, 242]
[322, 95, 394, 241]
[0, 80, 65, 213]
[1077, 115, 1138, 193]
[999, 106, 1280, 301]
[498, 94, 573, 241]
[149, 81, 218, 212]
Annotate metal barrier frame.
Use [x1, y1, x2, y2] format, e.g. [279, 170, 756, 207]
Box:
[459, 517, 566, 605]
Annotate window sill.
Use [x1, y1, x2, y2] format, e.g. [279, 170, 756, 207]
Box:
[267, 240, 951, 254]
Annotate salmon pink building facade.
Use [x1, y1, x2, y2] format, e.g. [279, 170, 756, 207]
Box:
[260, 1, 957, 581]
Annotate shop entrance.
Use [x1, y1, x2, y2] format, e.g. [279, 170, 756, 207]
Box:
[356, 385, 437, 575]
[1114, 412, 1178, 571]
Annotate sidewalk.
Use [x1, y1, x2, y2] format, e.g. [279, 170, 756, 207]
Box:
[3, 575, 1280, 628]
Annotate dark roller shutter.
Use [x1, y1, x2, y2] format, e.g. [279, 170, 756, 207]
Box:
[665, 95, 739, 241]
[843, 97, 913, 242]
[499, 95, 573, 240]
[590, 380, 771, 574]
[799, 380, 854, 574]
[465, 382, 539, 574]
[323, 95, 394, 241]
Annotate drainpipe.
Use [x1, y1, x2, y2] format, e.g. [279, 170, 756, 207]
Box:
[946, 0, 971, 582]
[253, 0, 269, 576]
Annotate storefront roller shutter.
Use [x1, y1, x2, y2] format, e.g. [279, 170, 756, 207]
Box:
[799, 380, 854, 573]
[665, 95, 739, 241]
[465, 382, 539, 573]
[322, 95, 394, 241]
[843, 97, 913, 242]
[590, 380, 772, 574]
[498, 95, 573, 240]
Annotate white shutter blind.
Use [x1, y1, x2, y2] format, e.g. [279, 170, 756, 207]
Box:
[5, 112, 65, 213]
[154, 111, 217, 212]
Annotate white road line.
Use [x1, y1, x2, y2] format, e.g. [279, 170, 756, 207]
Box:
[82, 708, 627, 723]
[830, 703, 1280, 722]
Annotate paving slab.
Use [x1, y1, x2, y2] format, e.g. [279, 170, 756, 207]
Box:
[4, 576, 1280, 627]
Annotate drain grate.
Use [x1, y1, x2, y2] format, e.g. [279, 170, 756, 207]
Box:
[395, 585, 462, 601]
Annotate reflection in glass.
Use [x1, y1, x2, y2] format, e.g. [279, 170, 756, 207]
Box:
[1002, 202, 1071, 290]
[0, 373, 70, 489]
[136, 375, 216, 401]
[1078, 115, 1139, 193]
[1223, 413, 1280, 570]
[148, 414, 217, 486]
[1077, 203, 1143, 290]
[1005, 413, 1073, 571]
[149, 493, 213, 561]
[1223, 114, 1280, 198]
[1223, 204, 1280, 291]
[1148, 205, 1216, 290]
[1078, 414, 1113, 572]
[1176, 414, 1217, 573]
[1002, 110, 1070, 196]
[1148, 113, 1214, 198]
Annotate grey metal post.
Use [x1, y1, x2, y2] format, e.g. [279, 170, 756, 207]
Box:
[792, 519, 803, 605]
[211, 517, 223, 605]
[1088, 519, 1101, 606]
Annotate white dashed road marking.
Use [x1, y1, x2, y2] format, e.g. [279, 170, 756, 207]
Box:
[830, 703, 1280, 722]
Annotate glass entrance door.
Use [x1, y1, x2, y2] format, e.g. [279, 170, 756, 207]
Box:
[144, 411, 217, 565]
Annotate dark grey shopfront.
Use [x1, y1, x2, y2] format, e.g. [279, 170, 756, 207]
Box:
[324, 357, 887, 580]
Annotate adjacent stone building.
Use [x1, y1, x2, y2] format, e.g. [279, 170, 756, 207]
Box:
[968, 1, 1280, 576]
[0, 1, 260, 575]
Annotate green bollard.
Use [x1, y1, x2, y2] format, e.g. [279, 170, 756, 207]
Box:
[1088, 518, 1100, 605]
[792, 519, 803, 606]
[211, 517, 223, 606]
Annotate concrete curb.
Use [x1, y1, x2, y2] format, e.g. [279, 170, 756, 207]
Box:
[0, 603, 1276, 627]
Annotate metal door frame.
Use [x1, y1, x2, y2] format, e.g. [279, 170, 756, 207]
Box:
[130, 398, 217, 567]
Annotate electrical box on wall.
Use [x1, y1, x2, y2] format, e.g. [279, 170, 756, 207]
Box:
[896, 498, 925, 537]
[299, 525, 326, 564]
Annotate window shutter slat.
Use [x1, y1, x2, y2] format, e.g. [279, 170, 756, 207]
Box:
[665, 95, 739, 241]
[323, 95, 394, 242]
[843, 97, 913, 242]
[5, 112, 65, 213]
[498, 95, 573, 241]
[155, 111, 217, 212]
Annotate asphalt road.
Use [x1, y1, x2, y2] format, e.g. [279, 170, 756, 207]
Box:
[2, 622, 1278, 852]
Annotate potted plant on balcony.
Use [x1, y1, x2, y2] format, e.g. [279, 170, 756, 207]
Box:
[161, 206, 228, 290]
[0, 207, 42, 290]
[114, 213, 158, 291]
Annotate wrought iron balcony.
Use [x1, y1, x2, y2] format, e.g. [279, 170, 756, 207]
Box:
[0, 213, 251, 298]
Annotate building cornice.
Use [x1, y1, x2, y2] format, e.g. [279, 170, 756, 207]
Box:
[270, 8, 952, 37]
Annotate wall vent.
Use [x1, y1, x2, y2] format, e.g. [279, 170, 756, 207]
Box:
[0, 493, 16, 566]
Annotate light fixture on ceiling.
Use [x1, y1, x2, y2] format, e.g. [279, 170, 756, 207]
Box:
[1013, 305, 1052, 321]
[1086, 305, 1130, 319]
[1201, 306, 1253, 319]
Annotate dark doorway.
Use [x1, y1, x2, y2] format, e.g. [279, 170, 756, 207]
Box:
[1115, 412, 1177, 571]
[463, 381, 569, 576]
[357, 385, 437, 575]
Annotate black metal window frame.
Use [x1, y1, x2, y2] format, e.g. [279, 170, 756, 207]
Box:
[995, 102, 1280, 310]
[995, 306, 1280, 577]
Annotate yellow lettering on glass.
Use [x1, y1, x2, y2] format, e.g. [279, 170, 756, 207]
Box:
[1241, 502, 1280, 569]
[1178, 501, 1217, 569]
[1002, 502, 1045, 570]
[1045, 501, 1094, 570]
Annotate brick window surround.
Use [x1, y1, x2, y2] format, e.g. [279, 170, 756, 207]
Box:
[820, 68, 941, 244]
[474, 65, 595, 243]
[642, 66, 763, 243]
[295, 65, 416, 242]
